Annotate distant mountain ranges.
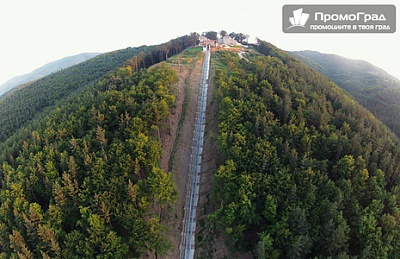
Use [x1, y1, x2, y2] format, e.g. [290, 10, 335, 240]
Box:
[0, 52, 100, 97]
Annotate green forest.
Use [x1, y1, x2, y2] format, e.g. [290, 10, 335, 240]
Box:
[0, 33, 198, 163]
[0, 62, 179, 258]
[0, 33, 199, 145]
[292, 50, 400, 138]
[2, 32, 400, 258]
[210, 41, 400, 258]
[0, 31, 204, 257]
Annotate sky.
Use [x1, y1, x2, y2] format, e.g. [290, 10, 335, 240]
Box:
[0, 0, 399, 87]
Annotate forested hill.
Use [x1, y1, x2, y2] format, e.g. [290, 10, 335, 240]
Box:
[0, 53, 100, 98]
[0, 33, 199, 258]
[291, 50, 400, 138]
[0, 33, 198, 147]
[3, 32, 400, 258]
[210, 40, 400, 257]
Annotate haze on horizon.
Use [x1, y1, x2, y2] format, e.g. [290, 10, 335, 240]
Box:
[0, 0, 399, 87]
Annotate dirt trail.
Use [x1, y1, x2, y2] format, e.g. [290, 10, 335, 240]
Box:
[162, 50, 204, 258]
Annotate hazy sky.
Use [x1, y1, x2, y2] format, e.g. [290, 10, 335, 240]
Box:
[0, 0, 399, 86]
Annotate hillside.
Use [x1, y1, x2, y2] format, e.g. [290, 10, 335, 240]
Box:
[198, 40, 400, 258]
[2, 33, 400, 258]
[0, 63, 179, 258]
[0, 47, 142, 144]
[0, 33, 198, 150]
[0, 53, 100, 98]
[0, 34, 200, 258]
[291, 50, 400, 137]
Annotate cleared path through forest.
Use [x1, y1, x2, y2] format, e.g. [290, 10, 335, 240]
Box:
[179, 49, 210, 259]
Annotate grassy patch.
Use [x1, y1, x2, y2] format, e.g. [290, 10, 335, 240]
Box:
[167, 47, 202, 64]
[183, 47, 202, 58]
[212, 51, 229, 70]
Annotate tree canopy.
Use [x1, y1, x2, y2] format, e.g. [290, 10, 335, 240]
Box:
[292, 50, 400, 139]
[0, 33, 198, 161]
[210, 41, 400, 258]
[202, 31, 218, 40]
[229, 32, 248, 43]
[0, 58, 179, 257]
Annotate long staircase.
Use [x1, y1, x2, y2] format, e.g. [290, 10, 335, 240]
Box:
[179, 49, 210, 259]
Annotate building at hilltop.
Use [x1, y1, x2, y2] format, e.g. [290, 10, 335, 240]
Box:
[199, 35, 239, 51]
[218, 35, 238, 46]
[199, 36, 216, 46]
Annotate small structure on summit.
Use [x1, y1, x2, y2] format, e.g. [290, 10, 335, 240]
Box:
[218, 35, 238, 46]
[199, 36, 216, 46]
[199, 31, 244, 51]
[199, 35, 239, 51]
[199, 35, 216, 51]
